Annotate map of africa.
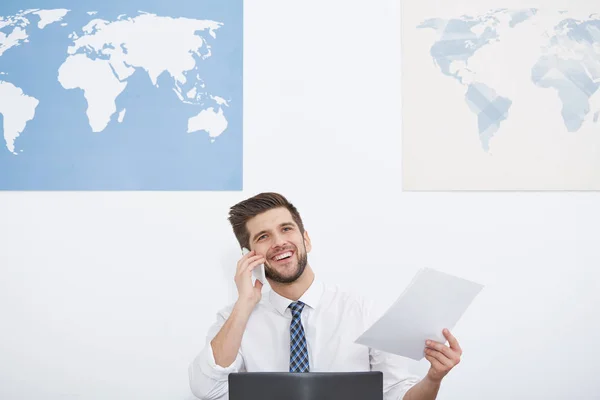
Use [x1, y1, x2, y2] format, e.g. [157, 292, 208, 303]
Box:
[0, 0, 242, 190]
[402, 3, 600, 191]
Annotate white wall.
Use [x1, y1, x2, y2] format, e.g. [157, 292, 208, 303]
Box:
[1, 1, 599, 399]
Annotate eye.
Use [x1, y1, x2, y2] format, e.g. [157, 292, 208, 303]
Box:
[257, 234, 267, 241]
[283, 227, 292, 232]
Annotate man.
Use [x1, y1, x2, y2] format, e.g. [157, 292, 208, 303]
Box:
[189, 192, 462, 400]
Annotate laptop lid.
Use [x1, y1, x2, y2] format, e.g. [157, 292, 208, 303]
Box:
[228, 371, 383, 400]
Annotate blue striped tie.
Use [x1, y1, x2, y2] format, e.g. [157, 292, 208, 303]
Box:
[288, 301, 309, 372]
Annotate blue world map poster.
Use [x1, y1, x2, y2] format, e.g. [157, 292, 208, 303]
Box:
[0, 0, 242, 190]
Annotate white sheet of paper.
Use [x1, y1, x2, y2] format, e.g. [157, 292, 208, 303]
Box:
[355, 268, 484, 360]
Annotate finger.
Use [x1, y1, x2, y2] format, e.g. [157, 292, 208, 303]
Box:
[426, 340, 455, 360]
[236, 250, 253, 271]
[236, 256, 263, 277]
[424, 348, 454, 368]
[237, 248, 260, 263]
[443, 329, 462, 354]
[424, 354, 445, 371]
[244, 257, 265, 273]
[236, 254, 263, 273]
[254, 279, 263, 290]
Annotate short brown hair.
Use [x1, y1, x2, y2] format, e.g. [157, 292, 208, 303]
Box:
[228, 192, 305, 249]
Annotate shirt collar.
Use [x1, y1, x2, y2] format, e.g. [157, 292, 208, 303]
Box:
[269, 277, 324, 316]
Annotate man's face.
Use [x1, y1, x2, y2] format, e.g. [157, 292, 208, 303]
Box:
[246, 207, 311, 284]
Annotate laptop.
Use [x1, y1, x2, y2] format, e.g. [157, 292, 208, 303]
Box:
[228, 371, 383, 400]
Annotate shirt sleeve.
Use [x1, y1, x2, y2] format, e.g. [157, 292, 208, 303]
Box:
[363, 297, 422, 400]
[370, 347, 422, 400]
[188, 306, 245, 400]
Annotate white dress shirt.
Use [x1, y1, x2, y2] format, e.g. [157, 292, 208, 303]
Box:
[188, 278, 421, 400]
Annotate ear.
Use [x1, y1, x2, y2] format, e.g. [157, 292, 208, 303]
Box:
[303, 230, 312, 253]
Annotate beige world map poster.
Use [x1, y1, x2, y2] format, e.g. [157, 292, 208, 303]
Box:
[402, 0, 600, 190]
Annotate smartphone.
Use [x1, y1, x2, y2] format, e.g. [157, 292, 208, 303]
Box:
[242, 247, 266, 284]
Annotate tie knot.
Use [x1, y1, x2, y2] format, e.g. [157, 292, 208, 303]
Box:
[288, 301, 305, 317]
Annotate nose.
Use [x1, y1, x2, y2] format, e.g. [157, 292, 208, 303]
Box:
[272, 232, 287, 248]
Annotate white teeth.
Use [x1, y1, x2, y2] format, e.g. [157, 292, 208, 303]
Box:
[275, 251, 292, 261]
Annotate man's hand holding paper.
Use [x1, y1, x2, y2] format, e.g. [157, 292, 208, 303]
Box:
[355, 267, 483, 384]
[424, 328, 463, 383]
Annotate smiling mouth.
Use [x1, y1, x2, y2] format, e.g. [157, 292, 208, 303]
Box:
[272, 251, 294, 262]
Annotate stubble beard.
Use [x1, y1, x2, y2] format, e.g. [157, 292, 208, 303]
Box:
[264, 244, 308, 284]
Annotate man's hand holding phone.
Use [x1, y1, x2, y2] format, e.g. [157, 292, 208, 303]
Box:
[235, 248, 265, 307]
[210, 249, 266, 368]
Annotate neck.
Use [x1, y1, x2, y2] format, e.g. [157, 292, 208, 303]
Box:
[270, 265, 315, 301]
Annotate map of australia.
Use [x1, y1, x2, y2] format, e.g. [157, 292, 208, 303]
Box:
[0, 1, 242, 190]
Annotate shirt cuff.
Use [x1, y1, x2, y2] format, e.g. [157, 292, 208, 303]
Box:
[200, 342, 240, 380]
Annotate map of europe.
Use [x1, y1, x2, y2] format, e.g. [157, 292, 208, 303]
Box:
[0, 1, 242, 190]
[418, 9, 600, 152]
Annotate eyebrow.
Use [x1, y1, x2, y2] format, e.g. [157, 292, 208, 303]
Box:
[252, 222, 296, 242]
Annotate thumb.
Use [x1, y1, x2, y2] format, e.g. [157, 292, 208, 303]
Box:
[254, 279, 263, 290]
